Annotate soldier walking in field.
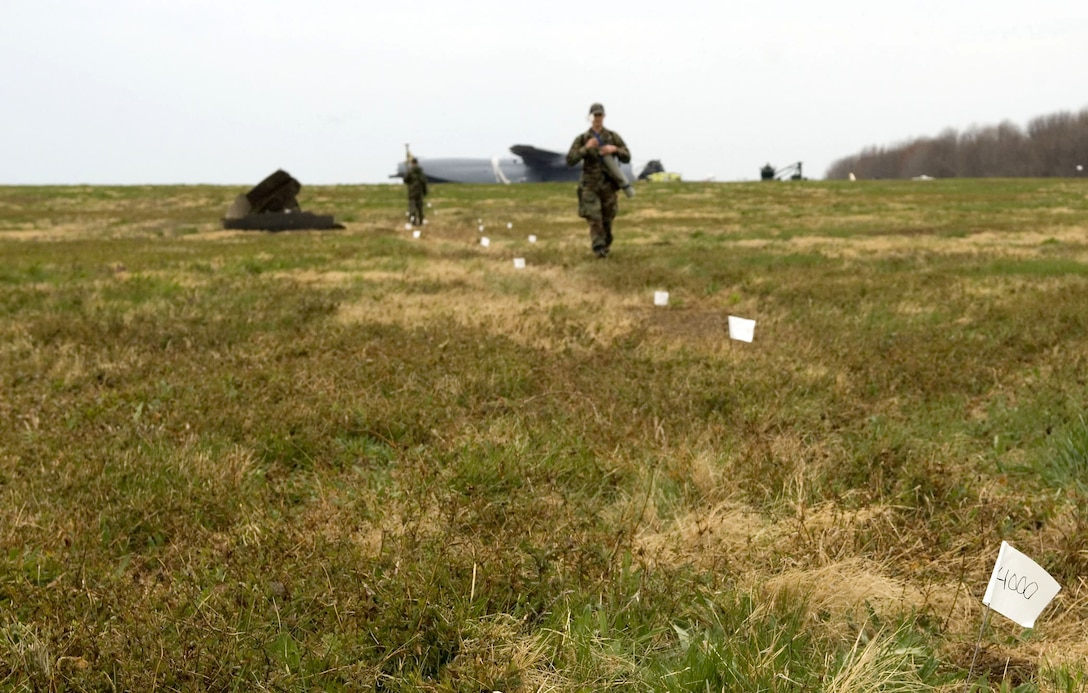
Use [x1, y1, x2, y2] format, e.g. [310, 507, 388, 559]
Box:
[404, 157, 428, 226]
[566, 103, 631, 258]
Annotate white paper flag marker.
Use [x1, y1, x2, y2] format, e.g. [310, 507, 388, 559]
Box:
[653, 291, 669, 306]
[412, 230, 421, 239]
[528, 235, 537, 243]
[982, 541, 1061, 628]
[506, 222, 513, 229]
[478, 224, 485, 233]
[404, 223, 412, 231]
[513, 258, 526, 269]
[480, 237, 490, 247]
[728, 316, 756, 343]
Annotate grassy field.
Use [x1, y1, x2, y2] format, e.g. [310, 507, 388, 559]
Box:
[2, 178, 1087, 691]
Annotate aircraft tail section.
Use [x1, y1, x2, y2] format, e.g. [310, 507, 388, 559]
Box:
[509, 145, 565, 167]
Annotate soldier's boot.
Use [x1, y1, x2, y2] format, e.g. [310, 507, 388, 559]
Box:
[589, 219, 609, 258]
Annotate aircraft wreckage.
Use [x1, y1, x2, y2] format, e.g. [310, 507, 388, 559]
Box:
[391, 145, 669, 184]
[222, 170, 344, 231]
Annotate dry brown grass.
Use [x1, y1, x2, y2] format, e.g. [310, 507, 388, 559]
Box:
[3, 180, 1088, 689]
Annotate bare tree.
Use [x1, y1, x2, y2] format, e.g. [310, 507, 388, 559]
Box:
[824, 106, 1088, 179]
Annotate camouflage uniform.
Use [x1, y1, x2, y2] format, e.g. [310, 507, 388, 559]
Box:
[404, 161, 428, 226]
[566, 127, 630, 256]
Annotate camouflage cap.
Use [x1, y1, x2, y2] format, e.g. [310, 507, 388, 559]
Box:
[588, 103, 605, 115]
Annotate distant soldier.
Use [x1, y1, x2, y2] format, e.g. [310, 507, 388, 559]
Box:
[404, 157, 428, 226]
[566, 102, 631, 258]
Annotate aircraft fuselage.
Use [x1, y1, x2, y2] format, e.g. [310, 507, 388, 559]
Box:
[393, 157, 575, 184]
[392, 147, 639, 184]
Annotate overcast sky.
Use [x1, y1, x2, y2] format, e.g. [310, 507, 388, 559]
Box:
[2, 0, 1084, 185]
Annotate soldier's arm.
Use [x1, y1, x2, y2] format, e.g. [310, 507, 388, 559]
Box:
[566, 134, 588, 167]
[612, 132, 631, 163]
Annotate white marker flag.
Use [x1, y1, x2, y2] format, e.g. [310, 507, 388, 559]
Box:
[513, 258, 526, 269]
[480, 237, 490, 247]
[653, 291, 669, 306]
[728, 316, 756, 343]
[982, 541, 1061, 628]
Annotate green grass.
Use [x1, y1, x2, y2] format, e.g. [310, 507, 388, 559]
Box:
[2, 179, 1088, 690]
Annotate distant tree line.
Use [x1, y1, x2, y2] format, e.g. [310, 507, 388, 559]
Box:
[825, 107, 1088, 180]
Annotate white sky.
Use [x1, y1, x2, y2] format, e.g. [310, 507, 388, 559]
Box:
[2, 0, 1084, 184]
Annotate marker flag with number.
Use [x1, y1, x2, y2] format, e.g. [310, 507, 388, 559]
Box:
[982, 541, 1061, 628]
